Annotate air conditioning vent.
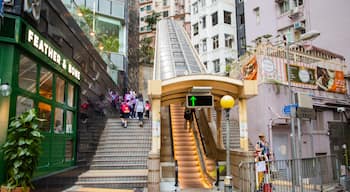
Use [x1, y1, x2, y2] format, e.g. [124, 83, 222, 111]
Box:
[293, 22, 305, 30]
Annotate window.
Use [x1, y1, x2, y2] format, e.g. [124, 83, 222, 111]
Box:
[163, 11, 169, 17]
[16, 96, 34, 116]
[193, 23, 199, 36]
[202, 38, 207, 52]
[212, 35, 219, 49]
[240, 13, 245, 25]
[141, 17, 144, 22]
[225, 34, 234, 48]
[203, 61, 208, 68]
[19, 55, 37, 93]
[140, 7, 144, 12]
[201, 16, 206, 28]
[213, 59, 220, 72]
[38, 102, 52, 132]
[54, 108, 64, 134]
[163, 0, 168, 6]
[279, 1, 289, 14]
[192, 2, 198, 14]
[39, 67, 53, 99]
[146, 5, 152, 11]
[66, 111, 73, 133]
[194, 44, 199, 53]
[240, 36, 246, 48]
[294, 0, 303, 6]
[212, 12, 218, 26]
[254, 7, 260, 24]
[67, 83, 74, 107]
[56, 76, 65, 103]
[224, 11, 231, 24]
[201, 0, 206, 7]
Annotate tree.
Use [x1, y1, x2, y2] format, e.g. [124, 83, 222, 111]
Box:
[144, 11, 160, 30]
[139, 37, 154, 65]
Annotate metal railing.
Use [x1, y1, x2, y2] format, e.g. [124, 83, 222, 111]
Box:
[238, 155, 341, 192]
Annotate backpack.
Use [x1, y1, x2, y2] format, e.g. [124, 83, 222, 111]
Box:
[121, 103, 130, 113]
[145, 103, 150, 110]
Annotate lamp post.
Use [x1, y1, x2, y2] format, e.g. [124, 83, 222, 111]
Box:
[285, 30, 320, 191]
[220, 95, 235, 192]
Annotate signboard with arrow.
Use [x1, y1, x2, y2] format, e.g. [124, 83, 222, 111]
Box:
[186, 94, 213, 108]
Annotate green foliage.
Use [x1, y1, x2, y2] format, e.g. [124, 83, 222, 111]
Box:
[144, 12, 160, 30]
[98, 34, 119, 53]
[79, 6, 94, 29]
[139, 37, 154, 65]
[2, 109, 45, 190]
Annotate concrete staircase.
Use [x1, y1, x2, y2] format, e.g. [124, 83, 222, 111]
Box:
[68, 118, 152, 191]
[170, 104, 211, 190]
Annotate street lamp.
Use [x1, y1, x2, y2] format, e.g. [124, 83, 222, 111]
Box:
[285, 30, 320, 191]
[220, 95, 235, 192]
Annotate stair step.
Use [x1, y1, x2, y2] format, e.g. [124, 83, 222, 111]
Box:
[74, 181, 147, 189]
[94, 151, 149, 156]
[97, 145, 151, 150]
[91, 160, 147, 165]
[93, 156, 148, 161]
[90, 164, 147, 170]
[78, 176, 147, 183]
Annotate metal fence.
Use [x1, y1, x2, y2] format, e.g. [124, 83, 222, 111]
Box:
[238, 155, 341, 192]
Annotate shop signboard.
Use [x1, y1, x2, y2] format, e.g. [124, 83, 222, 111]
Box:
[242, 56, 258, 80]
[316, 66, 346, 94]
[22, 24, 81, 82]
[286, 64, 316, 85]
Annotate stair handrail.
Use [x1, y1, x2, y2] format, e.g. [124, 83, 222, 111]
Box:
[168, 106, 175, 160]
[175, 160, 178, 187]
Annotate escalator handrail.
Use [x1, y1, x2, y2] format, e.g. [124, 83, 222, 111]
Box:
[168, 106, 175, 160]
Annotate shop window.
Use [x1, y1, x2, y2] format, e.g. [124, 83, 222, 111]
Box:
[16, 96, 34, 116]
[54, 108, 64, 134]
[67, 84, 74, 107]
[66, 111, 73, 134]
[38, 102, 52, 132]
[19, 55, 37, 93]
[39, 67, 53, 99]
[56, 76, 65, 103]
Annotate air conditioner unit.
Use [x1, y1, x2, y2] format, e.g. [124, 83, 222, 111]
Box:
[288, 7, 300, 19]
[293, 22, 305, 30]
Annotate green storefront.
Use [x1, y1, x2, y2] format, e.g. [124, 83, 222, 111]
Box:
[0, 15, 80, 183]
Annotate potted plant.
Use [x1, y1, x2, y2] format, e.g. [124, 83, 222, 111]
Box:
[1, 109, 44, 192]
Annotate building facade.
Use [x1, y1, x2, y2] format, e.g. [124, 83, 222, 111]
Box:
[0, 0, 117, 184]
[64, 0, 128, 92]
[190, 0, 238, 74]
[244, 0, 350, 64]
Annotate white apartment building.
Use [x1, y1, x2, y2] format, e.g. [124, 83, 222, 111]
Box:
[190, 0, 237, 74]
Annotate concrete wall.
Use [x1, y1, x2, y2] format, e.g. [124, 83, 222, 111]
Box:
[307, 0, 350, 63]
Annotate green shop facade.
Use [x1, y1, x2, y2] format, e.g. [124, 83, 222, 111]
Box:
[0, 15, 81, 183]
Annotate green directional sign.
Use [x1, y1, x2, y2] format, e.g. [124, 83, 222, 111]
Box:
[186, 94, 213, 108]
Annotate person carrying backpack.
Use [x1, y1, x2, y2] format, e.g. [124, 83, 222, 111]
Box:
[120, 100, 130, 128]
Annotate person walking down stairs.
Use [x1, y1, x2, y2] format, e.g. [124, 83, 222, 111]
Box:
[135, 95, 145, 127]
[120, 100, 131, 128]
